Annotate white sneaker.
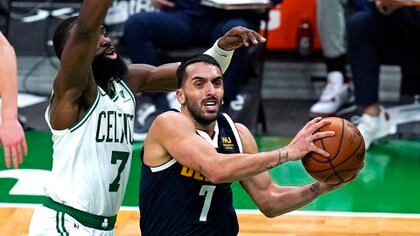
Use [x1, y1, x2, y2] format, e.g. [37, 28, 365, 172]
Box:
[356, 106, 397, 149]
[310, 71, 356, 117]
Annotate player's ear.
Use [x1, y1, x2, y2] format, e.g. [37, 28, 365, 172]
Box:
[176, 89, 186, 105]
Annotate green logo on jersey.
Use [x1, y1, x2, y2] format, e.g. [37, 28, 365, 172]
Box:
[119, 90, 125, 99]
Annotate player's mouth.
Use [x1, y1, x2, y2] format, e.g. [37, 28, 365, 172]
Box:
[203, 99, 219, 112]
[105, 46, 117, 60]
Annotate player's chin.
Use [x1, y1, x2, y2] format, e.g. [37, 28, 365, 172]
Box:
[200, 109, 217, 120]
[204, 112, 218, 122]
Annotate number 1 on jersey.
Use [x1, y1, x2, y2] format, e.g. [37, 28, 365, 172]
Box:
[199, 185, 216, 222]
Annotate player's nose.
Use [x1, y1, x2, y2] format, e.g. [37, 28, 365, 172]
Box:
[205, 83, 216, 95]
[99, 35, 111, 47]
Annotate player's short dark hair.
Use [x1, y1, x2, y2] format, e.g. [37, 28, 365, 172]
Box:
[53, 16, 78, 59]
[176, 54, 222, 88]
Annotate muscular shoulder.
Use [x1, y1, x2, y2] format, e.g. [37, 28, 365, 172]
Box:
[235, 123, 258, 154]
[148, 111, 195, 138]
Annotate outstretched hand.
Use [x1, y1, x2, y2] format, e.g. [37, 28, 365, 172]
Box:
[217, 26, 266, 51]
[0, 119, 27, 168]
[284, 117, 334, 161]
[151, 0, 175, 9]
[374, 0, 404, 15]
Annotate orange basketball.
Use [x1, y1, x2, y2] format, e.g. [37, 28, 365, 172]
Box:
[302, 117, 365, 184]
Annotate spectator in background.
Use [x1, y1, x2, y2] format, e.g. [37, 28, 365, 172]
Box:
[0, 31, 28, 168]
[347, 0, 420, 149]
[123, 0, 279, 140]
[310, 0, 355, 117]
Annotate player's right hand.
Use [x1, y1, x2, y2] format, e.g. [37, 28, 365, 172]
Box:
[374, 0, 404, 15]
[217, 26, 266, 51]
[284, 117, 334, 161]
[0, 119, 28, 168]
[151, 0, 175, 9]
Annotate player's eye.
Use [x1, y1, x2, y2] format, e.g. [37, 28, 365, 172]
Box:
[213, 79, 222, 87]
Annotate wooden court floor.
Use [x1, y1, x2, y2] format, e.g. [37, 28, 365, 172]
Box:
[2, 207, 420, 235]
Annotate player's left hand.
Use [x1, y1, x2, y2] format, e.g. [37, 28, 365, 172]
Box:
[0, 119, 28, 168]
[217, 26, 266, 51]
[318, 172, 359, 194]
[375, 0, 404, 15]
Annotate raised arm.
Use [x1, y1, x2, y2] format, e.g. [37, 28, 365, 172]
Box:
[144, 112, 332, 184]
[124, 26, 266, 94]
[0, 32, 28, 168]
[50, 0, 113, 129]
[237, 123, 344, 218]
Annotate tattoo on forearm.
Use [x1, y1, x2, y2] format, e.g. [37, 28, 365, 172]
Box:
[267, 149, 288, 170]
[309, 182, 320, 194]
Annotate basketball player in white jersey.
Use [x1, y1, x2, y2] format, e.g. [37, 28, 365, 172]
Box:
[27, 0, 266, 234]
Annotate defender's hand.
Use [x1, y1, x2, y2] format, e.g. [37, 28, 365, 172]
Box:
[0, 119, 28, 168]
[375, 0, 403, 15]
[217, 26, 266, 51]
[284, 117, 334, 161]
[151, 0, 175, 9]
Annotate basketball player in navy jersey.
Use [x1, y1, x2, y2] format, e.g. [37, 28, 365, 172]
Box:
[140, 54, 350, 235]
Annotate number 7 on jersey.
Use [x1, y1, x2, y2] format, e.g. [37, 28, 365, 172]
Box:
[199, 185, 216, 222]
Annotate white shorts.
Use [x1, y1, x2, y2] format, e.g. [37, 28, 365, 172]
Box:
[29, 206, 115, 236]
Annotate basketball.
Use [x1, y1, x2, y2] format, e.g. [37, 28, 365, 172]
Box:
[302, 117, 365, 184]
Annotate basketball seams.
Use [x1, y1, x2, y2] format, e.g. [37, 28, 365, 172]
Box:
[306, 136, 364, 173]
[330, 118, 345, 162]
[302, 117, 365, 184]
[307, 139, 330, 163]
[327, 118, 345, 183]
[332, 135, 364, 171]
[321, 118, 345, 183]
[306, 118, 344, 163]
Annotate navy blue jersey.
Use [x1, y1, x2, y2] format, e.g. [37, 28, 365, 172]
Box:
[139, 112, 243, 236]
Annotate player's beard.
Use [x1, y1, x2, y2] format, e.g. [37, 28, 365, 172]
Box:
[92, 53, 128, 88]
[185, 96, 221, 126]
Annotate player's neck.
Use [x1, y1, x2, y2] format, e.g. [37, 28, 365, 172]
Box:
[97, 79, 114, 97]
[182, 110, 217, 137]
[194, 121, 217, 138]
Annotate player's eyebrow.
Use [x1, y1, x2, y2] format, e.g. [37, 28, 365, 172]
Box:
[191, 76, 222, 81]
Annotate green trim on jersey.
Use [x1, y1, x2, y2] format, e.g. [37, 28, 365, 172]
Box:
[99, 88, 107, 96]
[120, 80, 136, 107]
[109, 82, 118, 101]
[69, 89, 101, 133]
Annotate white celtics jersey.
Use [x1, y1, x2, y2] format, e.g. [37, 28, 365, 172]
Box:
[44, 80, 136, 216]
